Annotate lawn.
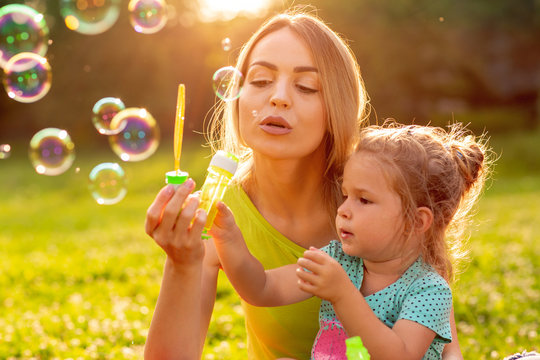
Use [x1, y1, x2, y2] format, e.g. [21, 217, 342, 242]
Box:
[0, 130, 539, 359]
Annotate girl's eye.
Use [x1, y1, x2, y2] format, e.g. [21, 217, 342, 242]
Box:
[359, 197, 371, 205]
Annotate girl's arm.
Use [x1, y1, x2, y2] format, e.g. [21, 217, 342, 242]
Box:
[297, 248, 436, 360]
[210, 201, 311, 306]
[442, 307, 464, 360]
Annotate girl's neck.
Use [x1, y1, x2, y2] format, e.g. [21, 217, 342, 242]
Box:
[360, 252, 420, 296]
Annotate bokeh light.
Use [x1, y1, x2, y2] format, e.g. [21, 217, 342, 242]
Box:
[108, 107, 160, 162]
[221, 37, 231, 51]
[128, 0, 168, 34]
[198, 0, 272, 22]
[212, 66, 243, 102]
[3, 52, 51, 103]
[0, 144, 11, 159]
[0, 4, 49, 69]
[60, 0, 121, 35]
[28, 128, 75, 176]
[92, 97, 126, 135]
[88, 162, 127, 205]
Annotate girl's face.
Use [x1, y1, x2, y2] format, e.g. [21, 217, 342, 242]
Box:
[238, 27, 327, 160]
[336, 152, 405, 261]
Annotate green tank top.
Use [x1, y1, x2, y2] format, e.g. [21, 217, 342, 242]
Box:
[223, 184, 321, 360]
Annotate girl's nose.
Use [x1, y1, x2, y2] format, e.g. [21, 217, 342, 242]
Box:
[337, 202, 351, 219]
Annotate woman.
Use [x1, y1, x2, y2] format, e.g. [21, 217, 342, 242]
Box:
[144, 9, 463, 360]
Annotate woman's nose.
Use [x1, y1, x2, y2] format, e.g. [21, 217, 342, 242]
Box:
[270, 80, 291, 109]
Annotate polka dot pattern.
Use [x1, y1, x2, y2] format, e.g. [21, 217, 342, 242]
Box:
[311, 240, 453, 360]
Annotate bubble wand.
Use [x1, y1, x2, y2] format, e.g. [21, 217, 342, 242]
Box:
[166, 84, 189, 186]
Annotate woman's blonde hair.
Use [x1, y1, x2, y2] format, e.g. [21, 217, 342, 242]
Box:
[355, 121, 493, 281]
[206, 7, 369, 220]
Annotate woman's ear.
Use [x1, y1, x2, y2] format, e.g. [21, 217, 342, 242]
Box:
[415, 206, 433, 234]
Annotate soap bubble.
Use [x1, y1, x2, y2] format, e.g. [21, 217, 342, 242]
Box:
[108, 107, 160, 162]
[0, 144, 11, 159]
[60, 0, 120, 35]
[128, 0, 168, 34]
[88, 162, 127, 205]
[29, 128, 75, 176]
[0, 4, 49, 68]
[212, 66, 243, 102]
[92, 97, 126, 135]
[221, 37, 231, 51]
[3, 52, 51, 103]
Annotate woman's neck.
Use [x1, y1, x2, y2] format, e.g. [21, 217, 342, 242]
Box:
[242, 149, 335, 248]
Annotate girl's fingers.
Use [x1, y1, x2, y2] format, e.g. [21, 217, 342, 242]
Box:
[145, 184, 176, 236]
[296, 266, 318, 284]
[297, 256, 323, 274]
[159, 179, 195, 231]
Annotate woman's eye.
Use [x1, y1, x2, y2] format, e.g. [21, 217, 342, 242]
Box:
[250, 80, 271, 87]
[297, 84, 318, 94]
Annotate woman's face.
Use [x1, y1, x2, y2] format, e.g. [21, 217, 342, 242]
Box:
[238, 27, 327, 160]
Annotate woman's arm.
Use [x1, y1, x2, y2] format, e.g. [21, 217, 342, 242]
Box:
[210, 202, 311, 306]
[144, 181, 215, 360]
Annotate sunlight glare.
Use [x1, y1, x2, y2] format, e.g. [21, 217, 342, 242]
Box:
[198, 0, 273, 22]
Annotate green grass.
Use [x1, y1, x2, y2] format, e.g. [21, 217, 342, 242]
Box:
[1, 131, 539, 359]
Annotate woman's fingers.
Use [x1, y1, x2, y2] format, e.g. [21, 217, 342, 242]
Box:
[158, 179, 196, 233]
[145, 184, 176, 236]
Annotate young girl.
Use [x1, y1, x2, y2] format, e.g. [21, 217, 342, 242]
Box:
[210, 122, 490, 359]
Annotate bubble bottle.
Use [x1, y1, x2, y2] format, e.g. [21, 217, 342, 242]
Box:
[199, 151, 238, 235]
[345, 336, 370, 360]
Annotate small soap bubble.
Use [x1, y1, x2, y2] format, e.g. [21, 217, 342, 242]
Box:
[28, 128, 75, 176]
[60, 0, 121, 35]
[92, 97, 126, 135]
[88, 162, 127, 205]
[128, 0, 168, 34]
[0, 4, 49, 69]
[108, 107, 160, 162]
[0, 144, 11, 159]
[221, 37, 231, 51]
[212, 66, 243, 102]
[3, 52, 51, 103]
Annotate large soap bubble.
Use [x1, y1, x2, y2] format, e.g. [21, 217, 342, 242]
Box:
[3, 52, 51, 103]
[128, 0, 168, 34]
[108, 107, 160, 162]
[88, 162, 127, 205]
[92, 97, 126, 135]
[212, 66, 243, 102]
[0, 4, 49, 69]
[60, 0, 121, 35]
[29, 128, 75, 176]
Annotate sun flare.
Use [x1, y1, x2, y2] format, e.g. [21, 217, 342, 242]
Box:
[198, 0, 273, 22]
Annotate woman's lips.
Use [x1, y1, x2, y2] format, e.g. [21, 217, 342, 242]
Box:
[259, 116, 292, 135]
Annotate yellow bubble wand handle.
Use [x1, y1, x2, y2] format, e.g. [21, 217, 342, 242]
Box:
[174, 84, 185, 173]
[165, 83, 188, 186]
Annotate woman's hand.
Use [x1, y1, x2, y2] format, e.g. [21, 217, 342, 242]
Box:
[208, 201, 244, 246]
[296, 247, 353, 304]
[145, 180, 207, 270]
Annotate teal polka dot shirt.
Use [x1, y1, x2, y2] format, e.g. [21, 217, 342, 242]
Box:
[311, 240, 453, 360]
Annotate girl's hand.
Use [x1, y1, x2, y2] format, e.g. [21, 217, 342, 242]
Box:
[145, 180, 207, 270]
[208, 201, 244, 246]
[296, 247, 353, 304]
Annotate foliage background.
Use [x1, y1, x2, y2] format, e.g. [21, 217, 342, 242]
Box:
[1, 0, 539, 359]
